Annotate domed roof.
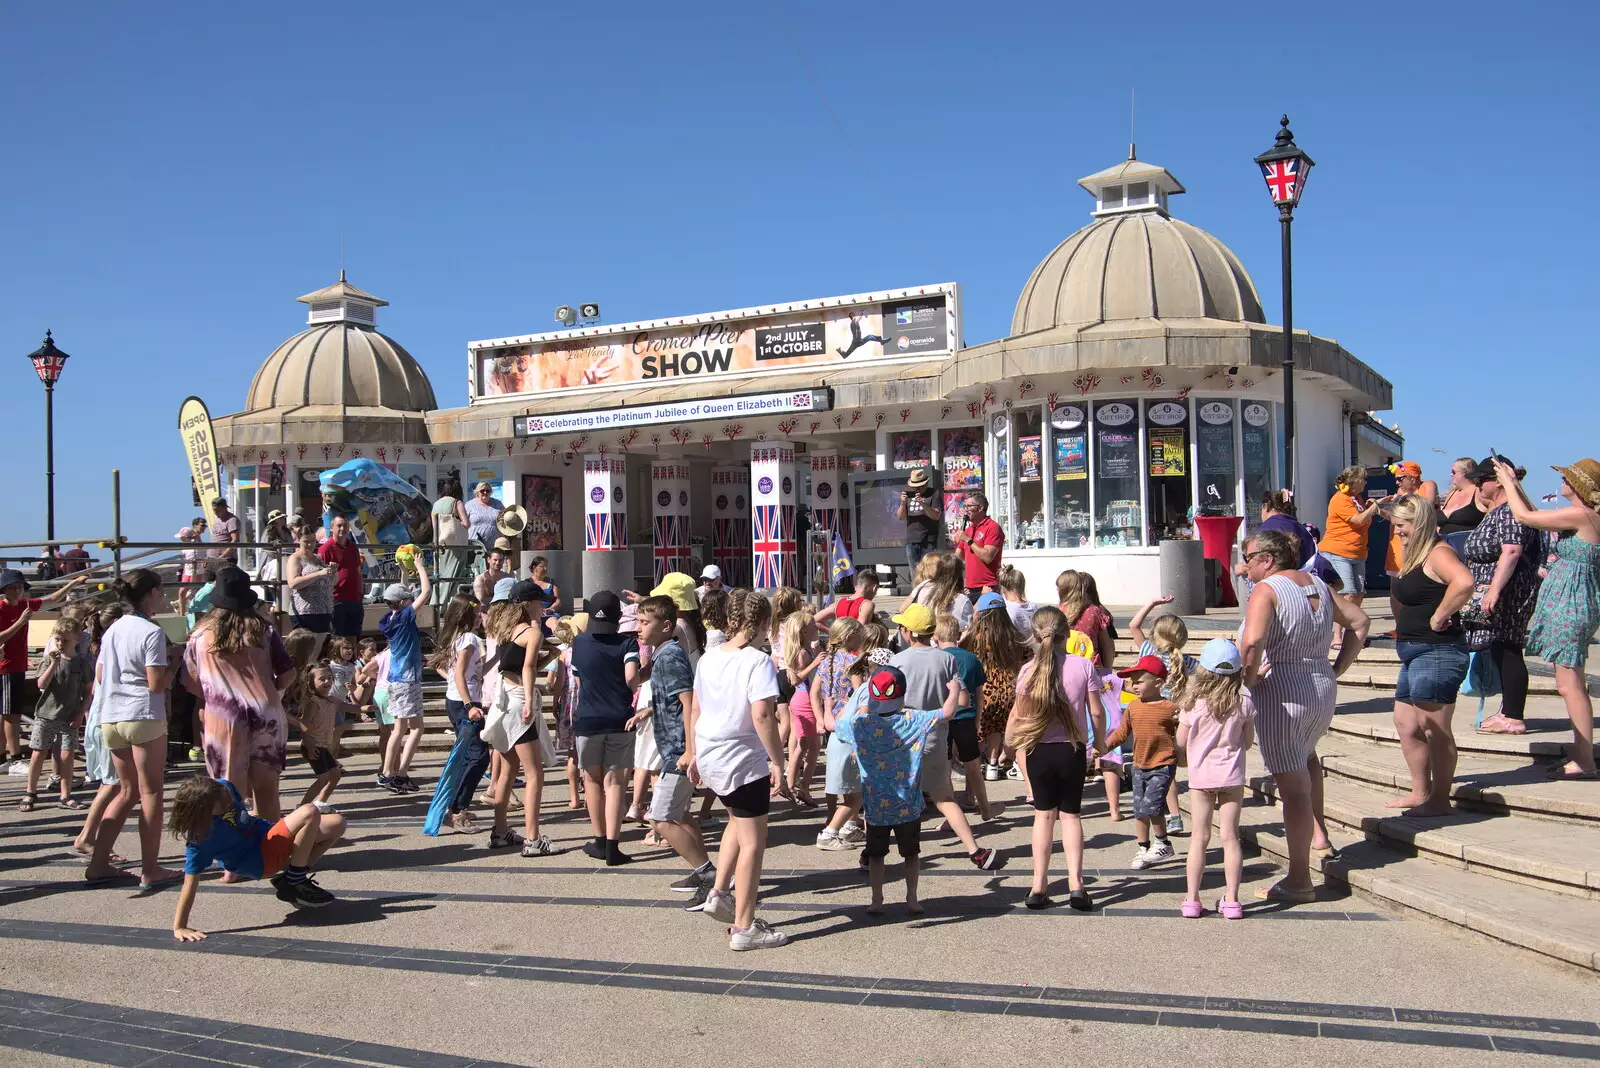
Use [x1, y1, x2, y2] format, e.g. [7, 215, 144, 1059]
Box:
[1011, 158, 1264, 336]
[243, 276, 437, 412]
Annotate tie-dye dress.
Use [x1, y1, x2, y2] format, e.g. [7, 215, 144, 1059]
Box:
[183, 623, 293, 782]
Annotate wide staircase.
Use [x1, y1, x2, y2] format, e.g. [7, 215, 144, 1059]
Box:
[1130, 624, 1600, 974]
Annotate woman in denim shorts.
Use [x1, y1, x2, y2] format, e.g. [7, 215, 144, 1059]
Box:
[1388, 495, 1474, 818]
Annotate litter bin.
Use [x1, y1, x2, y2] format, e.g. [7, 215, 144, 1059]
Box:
[1158, 539, 1205, 617]
[1194, 516, 1245, 608]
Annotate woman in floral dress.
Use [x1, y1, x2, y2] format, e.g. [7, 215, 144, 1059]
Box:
[1493, 458, 1600, 780]
[1460, 458, 1544, 737]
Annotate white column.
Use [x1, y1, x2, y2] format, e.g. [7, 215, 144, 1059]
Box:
[711, 467, 751, 587]
[750, 442, 798, 590]
[582, 455, 628, 551]
[650, 461, 692, 583]
[808, 450, 841, 546]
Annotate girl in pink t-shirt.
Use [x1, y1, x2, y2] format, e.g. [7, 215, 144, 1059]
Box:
[1175, 639, 1255, 920]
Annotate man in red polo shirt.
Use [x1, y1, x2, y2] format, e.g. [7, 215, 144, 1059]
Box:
[317, 516, 366, 637]
[951, 491, 1003, 599]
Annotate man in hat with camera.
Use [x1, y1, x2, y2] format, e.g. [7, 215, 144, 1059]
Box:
[897, 467, 942, 574]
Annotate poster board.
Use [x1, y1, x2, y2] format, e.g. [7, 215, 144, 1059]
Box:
[521, 475, 564, 551]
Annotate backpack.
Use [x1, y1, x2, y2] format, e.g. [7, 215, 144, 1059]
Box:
[1460, 651, 1502, 725]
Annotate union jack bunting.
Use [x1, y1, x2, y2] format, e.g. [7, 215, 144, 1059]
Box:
[752, 503, 796, 588]
[653, 514, 691, 582]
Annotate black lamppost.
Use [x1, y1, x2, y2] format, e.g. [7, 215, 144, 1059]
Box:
[1255, 116, 1314, 491]
[25, 330, 71, 542]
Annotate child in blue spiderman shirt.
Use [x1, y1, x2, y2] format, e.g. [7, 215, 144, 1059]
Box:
[834, 665, 961, 916]
[166, 776, 346, 941]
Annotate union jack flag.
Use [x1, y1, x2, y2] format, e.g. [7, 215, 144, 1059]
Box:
[586, 511, 625, 550]
[653, 514, 690, 582]
[752, 503, 795, 588]
[1260, 158, 1306, 204]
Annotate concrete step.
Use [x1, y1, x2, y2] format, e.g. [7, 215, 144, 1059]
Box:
[1245, 761, 1600, 899]
[1327, 709, 1598, 762]
[1181, 787, 1600, 972]
[1314, 733, 1600, 828]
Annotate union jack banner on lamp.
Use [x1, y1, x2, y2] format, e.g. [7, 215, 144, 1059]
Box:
[752, 503, 796, 588]
[1260, 157, 1306, 206]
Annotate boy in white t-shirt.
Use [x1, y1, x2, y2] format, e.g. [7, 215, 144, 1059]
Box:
[687, 590, 793, 951]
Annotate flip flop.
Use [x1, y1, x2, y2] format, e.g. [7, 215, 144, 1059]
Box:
[1546, 762, 1600, 781]
[138, 873, 182, 892]
[84, 870, 136, 886]
[1254, 881, 1317, 904]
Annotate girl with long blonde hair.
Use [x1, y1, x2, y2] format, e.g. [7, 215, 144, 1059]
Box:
[1175, 639, 1254, 918]
[814, 617, 868, 847]
[780, 608, 821, 804]
[1005, 606, 1105, 912]
[482, 593, 553, 857]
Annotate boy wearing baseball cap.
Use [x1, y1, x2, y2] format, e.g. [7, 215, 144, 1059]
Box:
[834, 665, 962, 915]
[378, 560, 431, 793]
[1096, 654, 1179, 869]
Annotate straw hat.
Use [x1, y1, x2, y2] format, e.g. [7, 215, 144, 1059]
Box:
[906, 468, 931, 489]
[497, 504, 529, 537]
[1553, 458, 1600, 510]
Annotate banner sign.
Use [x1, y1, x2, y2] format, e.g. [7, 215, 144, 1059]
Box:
[514, 388, 831, 437]
[520, 475, 563, 551]
[474, 284, 958, 400]
[177, 396, 223, 519]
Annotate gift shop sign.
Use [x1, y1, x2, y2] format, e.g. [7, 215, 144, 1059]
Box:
[514, 389, 833, 437]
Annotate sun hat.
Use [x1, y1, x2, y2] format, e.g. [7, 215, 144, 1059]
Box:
[1116, 654, 1169, 681]
[1388, 461, 1422, 480]
[866, 646, 894, 667]
[209, 566, 260, 614]
[491, 536, 517, 554]
[906, 468, 931, 489]
[382, 583, 416, 605]
[619, 603, 639, 634]
[265, 509, 287, 524]
[491, 577, 517, 604]
[497, 505, 529, 537]
[652, 572, 699, 613]
[1198, 638, 1243, 676]
[866, 666, 907, 715]
[1553, 458, 1600, 510]
[0, 568, 28, 592]
[587, 590, 623, 633]
[974, 591, 1006, 613]
[890, 602, 936, 636]
[701, 564, 722, 582]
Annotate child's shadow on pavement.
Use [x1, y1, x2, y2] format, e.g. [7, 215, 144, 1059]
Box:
[224, 893, 436, 934]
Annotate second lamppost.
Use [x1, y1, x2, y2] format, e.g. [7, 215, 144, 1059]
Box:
[1255, 116, 1314, 492]
[25, 330, 71, 542]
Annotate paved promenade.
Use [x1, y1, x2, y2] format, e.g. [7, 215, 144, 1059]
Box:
[3, 740, 1598, 1067]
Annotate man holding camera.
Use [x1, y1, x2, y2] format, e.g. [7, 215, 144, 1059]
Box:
[897, 468, 942, 573]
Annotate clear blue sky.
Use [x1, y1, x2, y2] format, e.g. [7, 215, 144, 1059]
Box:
[2, 2, 1594, 543]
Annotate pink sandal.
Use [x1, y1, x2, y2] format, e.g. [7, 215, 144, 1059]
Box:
[1180, 900, 1204, 918]
[1217, 899, 1245, 920]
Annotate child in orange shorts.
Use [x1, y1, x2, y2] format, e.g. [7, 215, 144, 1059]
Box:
[166, 776, 346, 941]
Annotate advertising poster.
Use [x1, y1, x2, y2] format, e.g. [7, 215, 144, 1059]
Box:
[396, 463, 429, 496]
[1097, 428, 1137, 479]
[891, 430, 931, 469]
[477, 290, 952, 398]
[1148, 428, 1188, 477]
[1019, 435, 1042, 482]
[520, 475, 564, 551]
[177, 396, 222, 519]
[1054, 432, 1088, 480]
[941, 426, 984, 529]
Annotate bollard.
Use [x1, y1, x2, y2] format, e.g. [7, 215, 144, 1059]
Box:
[1158, 538, 1206, 617]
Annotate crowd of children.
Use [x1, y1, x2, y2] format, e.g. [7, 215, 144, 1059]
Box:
[11, 551, 1268, 951]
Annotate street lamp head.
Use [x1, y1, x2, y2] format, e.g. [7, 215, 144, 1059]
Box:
[26, 329, 70, 385]
[1254, 114, 1315, 210]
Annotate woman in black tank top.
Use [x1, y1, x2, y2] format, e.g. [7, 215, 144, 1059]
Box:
[1388, 496, 1475, 818]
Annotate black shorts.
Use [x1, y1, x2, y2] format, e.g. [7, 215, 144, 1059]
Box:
[302, 743, 342, 776]
[776, 674, 795, 705]
[862, 820, 921, 861]
[1, 672, 29, 718]
[331, 601, 364, 637]
[717, 776, 771, 820]
[1027, 741, 1087, 814]
[291, 613, 332, 634]
[948, 717, 981, 763]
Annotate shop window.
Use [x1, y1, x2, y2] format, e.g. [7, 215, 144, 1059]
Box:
[988, 411, 1013, 544]
[1241, 401, 1274, 534]
[1013, 406, 1045, 548]
[1092, 401, 1141, 546]
[1195, 400, 1238, 517]
[1049, 404, 1091, 548]
[1145, 399, 1192, 542]
[940, 426, 984, 531]
[889, 429, 931, 470]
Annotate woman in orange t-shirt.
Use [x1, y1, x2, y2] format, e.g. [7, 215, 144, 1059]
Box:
[1317, 466, 1390, 609]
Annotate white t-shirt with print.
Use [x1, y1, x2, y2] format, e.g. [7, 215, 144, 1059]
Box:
[692, 643, 779, 797]
[444, 632, 484, 704]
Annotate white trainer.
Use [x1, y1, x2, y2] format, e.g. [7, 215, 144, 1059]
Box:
[729, 918, 790, 951]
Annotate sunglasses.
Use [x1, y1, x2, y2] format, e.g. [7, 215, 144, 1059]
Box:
[1242, 550, 1273, 563]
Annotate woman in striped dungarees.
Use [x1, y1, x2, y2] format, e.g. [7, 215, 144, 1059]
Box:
[1239, 529, 1369, 902]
